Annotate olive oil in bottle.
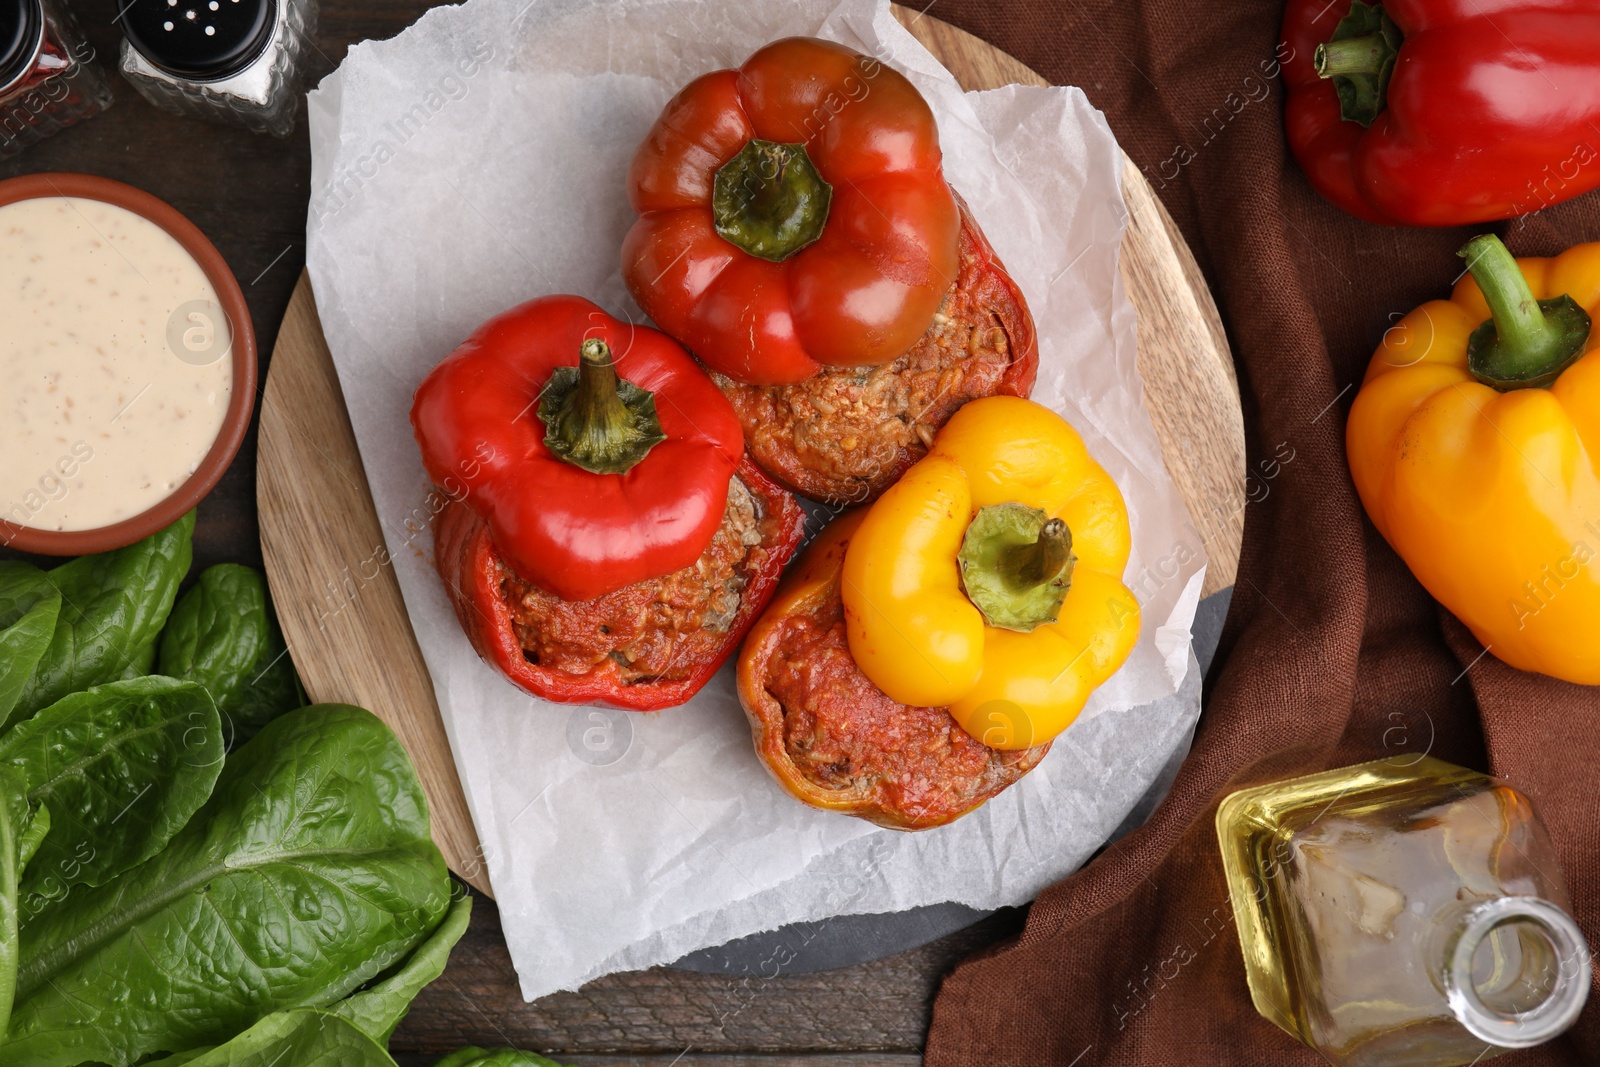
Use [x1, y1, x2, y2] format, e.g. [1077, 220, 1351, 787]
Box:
[1216, 756, 1590, 1067]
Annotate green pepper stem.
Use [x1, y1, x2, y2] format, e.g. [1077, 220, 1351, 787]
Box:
[956, 504, 1076, 633]
[712, 139, 833, 263]
[1316, 34, 1388, 79]
[1460, 235, 1593, 391]
[748, 142, 793, 215]
[998, 518, 1071, 592]
[538, 338, 667, 475]
[1462, 237, 1548, 353]
[1318, 2, 1403, 127]
[571, 339, 631, 441]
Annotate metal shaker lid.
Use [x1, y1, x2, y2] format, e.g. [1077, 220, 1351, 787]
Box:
[120, 0, 277, 81]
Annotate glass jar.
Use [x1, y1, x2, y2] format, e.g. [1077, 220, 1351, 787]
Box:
[1217, 756, 1591, 1067]
[0, 0, 114, 159]
[116, 0, 317, 137]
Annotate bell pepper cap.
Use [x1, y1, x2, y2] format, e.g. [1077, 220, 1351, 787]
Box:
[1460, 235, 1593, 391]
[957, 503, 1076, 632]
[538, 338, 668, 474]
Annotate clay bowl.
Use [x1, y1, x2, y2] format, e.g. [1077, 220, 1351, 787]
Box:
[0, 172, 256, 555]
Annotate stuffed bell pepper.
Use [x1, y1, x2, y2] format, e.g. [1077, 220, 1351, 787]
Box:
[738, 397, 1139, 829]
[622, 37, 1038, 506]
[412, 295, 806, 710]
[1348, 235, 1600, 683]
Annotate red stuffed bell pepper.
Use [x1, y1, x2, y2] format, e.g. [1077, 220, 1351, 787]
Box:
[412, 295, 805, 710]
[623, 37, 1038, 506]
[1283, 0, 1600, 226]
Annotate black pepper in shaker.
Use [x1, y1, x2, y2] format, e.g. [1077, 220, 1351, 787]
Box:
[0, 0, 114, 158]
[117, 0, 317, 137]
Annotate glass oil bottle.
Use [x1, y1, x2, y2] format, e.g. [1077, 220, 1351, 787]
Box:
[1217, 756, 1591, 1067]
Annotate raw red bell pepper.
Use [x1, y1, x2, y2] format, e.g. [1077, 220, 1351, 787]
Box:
[1283, 0, 1600, 226]
[410, 294, 743, 601]
[621, 36, 961, 385]
[435, 456, 806, 711]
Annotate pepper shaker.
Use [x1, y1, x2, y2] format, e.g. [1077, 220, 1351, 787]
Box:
[116, 0, 317, 137]
[0, 0, 114, 158]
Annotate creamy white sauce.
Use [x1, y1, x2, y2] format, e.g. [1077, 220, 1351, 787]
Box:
[0, 196, 233, 532]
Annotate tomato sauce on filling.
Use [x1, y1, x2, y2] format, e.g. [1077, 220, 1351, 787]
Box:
[717, 206, 1027, 506]
[497, 476, 775, 683]
[759, 589, 1049, 826]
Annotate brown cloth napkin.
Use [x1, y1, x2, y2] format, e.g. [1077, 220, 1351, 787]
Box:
[923, 1, 1600, 1064]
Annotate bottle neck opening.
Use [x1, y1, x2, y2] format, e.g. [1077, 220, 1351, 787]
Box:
[1443, 896, 1591, 1048]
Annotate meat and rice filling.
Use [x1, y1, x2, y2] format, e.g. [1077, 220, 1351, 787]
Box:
[759, 586, 1049, 827]
[498, 477, 776, 683]
[715, 204, 1035, 506]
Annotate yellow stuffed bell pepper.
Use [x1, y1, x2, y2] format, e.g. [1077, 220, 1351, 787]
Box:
[1348, 234, 1600, 684]
[840, 395, 1140, 750]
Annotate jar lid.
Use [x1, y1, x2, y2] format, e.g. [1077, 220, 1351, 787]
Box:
[0, 0, 44, 95]
[119, 0, 277, 82]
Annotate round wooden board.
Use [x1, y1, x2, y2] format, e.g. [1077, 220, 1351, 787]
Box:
[258, 8, 1245, 901]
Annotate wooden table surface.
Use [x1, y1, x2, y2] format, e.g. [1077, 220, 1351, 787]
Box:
[0, 3, 1043, 1062]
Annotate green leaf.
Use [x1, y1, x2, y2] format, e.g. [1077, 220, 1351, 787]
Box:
[144, 1052, 212, 1067]
[151, 896, 473, 1059]
[157, 563, 304, 748]
[433, 1049, 570, 1067]
[0, 704, 451, 1067]
[0, 564, 62, 732]
[333, 893, 473, 1044]
[158, 564, 304, 749]
[146, 1053, 211, 1067]
[0, 765, 29, 1039]
[12, 513, 195, 723]
[0, 677, 223, 919]
[146, 1010, 400, 1067]
[15, 803, 48, 873]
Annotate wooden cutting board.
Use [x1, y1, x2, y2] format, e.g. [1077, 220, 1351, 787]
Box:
[258, 8, 1245, 899]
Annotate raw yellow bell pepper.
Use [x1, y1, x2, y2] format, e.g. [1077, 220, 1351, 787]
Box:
[1348, 234, 1600, 684]
[840, 396, 1140, 749]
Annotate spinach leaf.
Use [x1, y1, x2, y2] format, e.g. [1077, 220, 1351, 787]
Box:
[0, 564, 62, 732]
[13, 513, 194, 722]
[433, 1049, 570, 1067]
[15, 803, 48, 872]
[146, 894, 472, 1061]
[158, 564, 303, 748]
[0, 765, 30, 1040]
[333, 893, 473, 1044]
[0, 677, 223, 917]
[147, 1010, 400, 1067]
[1, 704, 451, 1067]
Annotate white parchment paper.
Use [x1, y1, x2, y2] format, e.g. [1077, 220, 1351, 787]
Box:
[305, 0, 1207, 1000]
